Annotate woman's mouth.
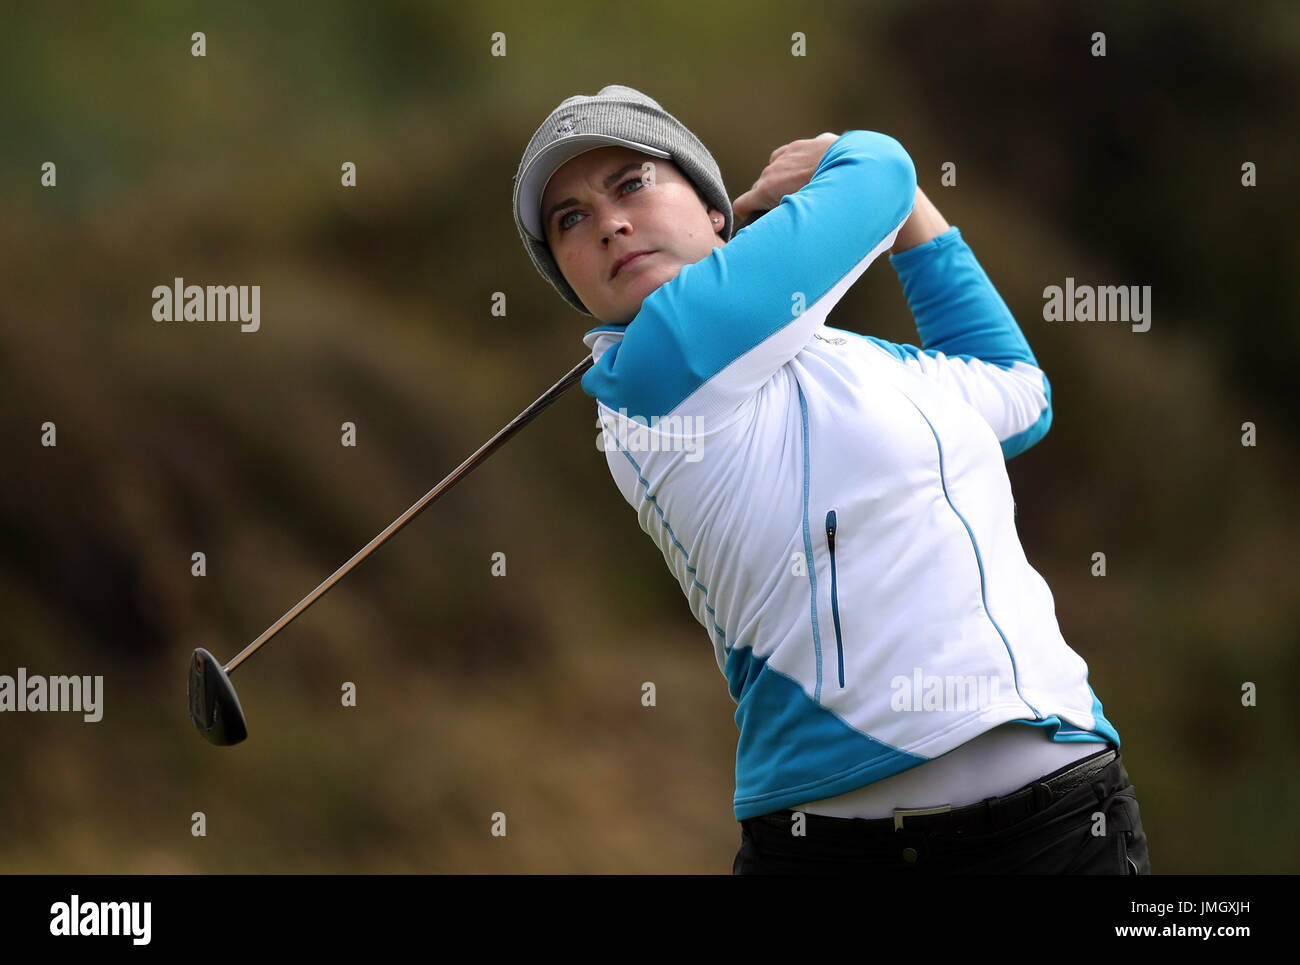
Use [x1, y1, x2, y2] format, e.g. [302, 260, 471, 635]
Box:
[611, 251, 655, 278]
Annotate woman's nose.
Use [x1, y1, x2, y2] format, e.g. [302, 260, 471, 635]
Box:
[596, 205, 632, 241]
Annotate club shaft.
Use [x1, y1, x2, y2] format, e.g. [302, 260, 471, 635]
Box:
[224, 354, 595, 675]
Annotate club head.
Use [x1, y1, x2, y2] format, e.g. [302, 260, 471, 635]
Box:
[188, 648, 248, 746]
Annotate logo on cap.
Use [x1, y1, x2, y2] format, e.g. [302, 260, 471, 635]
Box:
[557, 113, 577, 135]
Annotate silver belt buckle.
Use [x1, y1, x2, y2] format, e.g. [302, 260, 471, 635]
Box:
[892, 804, 952, 831]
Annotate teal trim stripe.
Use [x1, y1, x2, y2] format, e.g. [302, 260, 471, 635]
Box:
[1013, 716, 1113, 744]
[1085, 675, 1121, 746]
[605, 422, 726, 641]
[796, 384, 825, 703]
[1006, 673, 1120, 746]
[845, 331, 1053, 461]
[902, 394, 1042, 719]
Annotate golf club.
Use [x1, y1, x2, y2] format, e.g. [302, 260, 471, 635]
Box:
[187, 206, 772, 746]
[187, 353, 595, 745]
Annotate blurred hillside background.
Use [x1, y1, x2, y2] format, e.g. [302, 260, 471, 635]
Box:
[0, 0, 1296, 873]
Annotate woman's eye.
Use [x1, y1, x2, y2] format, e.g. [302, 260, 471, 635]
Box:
[558, 178, 645, 232]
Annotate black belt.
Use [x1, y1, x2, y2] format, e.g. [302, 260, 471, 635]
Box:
[753, 747, 1118, 837]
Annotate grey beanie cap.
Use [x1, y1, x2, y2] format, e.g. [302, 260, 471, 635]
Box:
[512, 84, 733, 317]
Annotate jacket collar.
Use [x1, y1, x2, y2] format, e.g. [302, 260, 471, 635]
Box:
[582, 323, 628, 363]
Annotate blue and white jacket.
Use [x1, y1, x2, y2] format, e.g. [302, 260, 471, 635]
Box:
[579, 130, 1119, 821]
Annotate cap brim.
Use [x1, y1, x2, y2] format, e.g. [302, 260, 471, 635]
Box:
[516, 135, 671, 241]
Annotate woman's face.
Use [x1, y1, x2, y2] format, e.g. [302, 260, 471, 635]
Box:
[541, 146, 726, 324]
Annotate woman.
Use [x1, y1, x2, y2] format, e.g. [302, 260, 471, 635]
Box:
[512, 84, 1150, 874]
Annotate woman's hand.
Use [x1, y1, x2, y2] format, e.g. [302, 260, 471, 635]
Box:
[731, 134, 951, 252]
[732, 133, 839, 228]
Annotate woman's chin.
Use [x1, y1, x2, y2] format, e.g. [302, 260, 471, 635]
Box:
[612, 272, 674, 320]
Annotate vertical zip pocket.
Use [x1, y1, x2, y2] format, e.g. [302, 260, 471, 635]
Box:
[826, 509, 845, 688]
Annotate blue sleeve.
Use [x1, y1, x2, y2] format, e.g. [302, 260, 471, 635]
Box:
[582, 130, 917, 421]
[860, 226, 1053, 459]
[890, 225, 1036, 367]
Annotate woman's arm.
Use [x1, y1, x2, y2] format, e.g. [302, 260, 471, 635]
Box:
[582, 130, 916, 422]
[878, 224, 1053, 459]
[890, 187, 951, 254]
[739, 144, 1050, 457]
[733, 139, 1051, 458]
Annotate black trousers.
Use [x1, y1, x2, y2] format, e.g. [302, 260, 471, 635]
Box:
[733, 748, 1150, 874]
